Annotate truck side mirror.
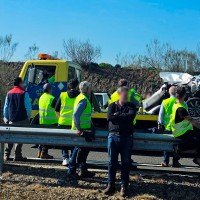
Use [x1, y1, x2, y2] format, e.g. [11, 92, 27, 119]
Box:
[28, 68, 36, 84]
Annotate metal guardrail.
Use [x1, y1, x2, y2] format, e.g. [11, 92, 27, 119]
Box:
[0, 125, 183, 175]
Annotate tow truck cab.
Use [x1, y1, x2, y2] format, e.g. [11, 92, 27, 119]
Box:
[19, 54, 82, 118]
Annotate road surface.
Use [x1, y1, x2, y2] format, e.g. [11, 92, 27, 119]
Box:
[7, 144, 197, 168]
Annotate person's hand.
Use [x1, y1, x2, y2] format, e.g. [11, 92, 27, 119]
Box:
[158, 124, 163, 131]
[114, 112, 119, 116]
[77, 129, 82, 136]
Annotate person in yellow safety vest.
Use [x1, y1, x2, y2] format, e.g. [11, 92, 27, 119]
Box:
[38, 83, 57, 159]
[158, 86, 181, 167]
[68, 81, 95, 179]
[55, 79, 80, 166]
[170, 86, 200, 166]
[108, 79, 140, 124]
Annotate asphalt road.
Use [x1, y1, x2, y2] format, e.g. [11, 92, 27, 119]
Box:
[7, 144, 197, 168]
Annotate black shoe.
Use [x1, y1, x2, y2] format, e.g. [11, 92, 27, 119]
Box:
[40, 153, 54, 159]
[172, 161, 181, 168]
[120, 186, 128, 197]
[79, 169, 95, 178]
[67, 173, 80, 179]
[103, 185, 116, 195]
[193, 158, 200, 166]
[13, 156, 27, 161]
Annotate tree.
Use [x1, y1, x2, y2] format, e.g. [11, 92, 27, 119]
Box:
[0, 34, 18, 62]
[143, 39, 168, 69]
[25, 44, 39, 60]
[164, 49, 200, 73]
[63, 38, 101, 67]
[99, 63, 113, 68]
[115, 52, 143, 68]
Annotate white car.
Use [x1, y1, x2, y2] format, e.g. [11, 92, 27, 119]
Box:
[94, 92, 110, 111]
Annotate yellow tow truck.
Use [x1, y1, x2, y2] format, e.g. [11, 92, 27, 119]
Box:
[19, 54, 158, 128]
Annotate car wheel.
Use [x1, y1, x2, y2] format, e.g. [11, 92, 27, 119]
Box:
[187, 97, 200, 119]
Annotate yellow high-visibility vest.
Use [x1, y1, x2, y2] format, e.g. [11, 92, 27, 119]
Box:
[58, 92, 76, 126]
[71, 93, 92, 130]
[162, 97, 176, 131]
[39, 93, 58, 125]
[170, 102, 193, 137]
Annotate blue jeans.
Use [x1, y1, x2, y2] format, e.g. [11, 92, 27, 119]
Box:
[68, 147, 90, 174]
[62, 147, 69, 160]
[108, 134, 133, 187]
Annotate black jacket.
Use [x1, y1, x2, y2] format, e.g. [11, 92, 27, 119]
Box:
[107, 102, 136, 136]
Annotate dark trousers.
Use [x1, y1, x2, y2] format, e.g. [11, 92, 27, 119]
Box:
[5, 119, 29, 158]
[163, 151, 178, 165]
[108, 134, 133, 187]
[5, 143, 23, 157]
[178, 130, 200, 157]
[68, 147, 90, 174]
[38, 145, 49, 154]
[62, 146, 70, 160]
[38, 124, 57, 155]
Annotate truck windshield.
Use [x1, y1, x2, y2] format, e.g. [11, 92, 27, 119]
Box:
[25, 65, 56, 86]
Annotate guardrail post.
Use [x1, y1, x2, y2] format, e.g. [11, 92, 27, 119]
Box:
[0, 143, 4, 177]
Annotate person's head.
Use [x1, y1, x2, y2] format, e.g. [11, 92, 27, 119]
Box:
[68, 79, 79, 90]
[169, 86, 177, 97]
[14, 77, 24, 88]
[117, 86, 129, 103]
[143, 91, 153, 100]
[43, 83, 53, 94]
[118, 79, 128, 87]
[176, 86, 186, 101]
[79, 81, 91, 95]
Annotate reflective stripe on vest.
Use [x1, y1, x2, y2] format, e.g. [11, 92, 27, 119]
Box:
[61, 106, 74, 109]
[162, 97, 176, 131]
[58, 92, 76, 126]
[39, 93, 58, 125]
[39, 109, 55, 113]
[71, 93, 92, 130]
[108, 89, 140, 125]
[170, 102, 193, 137]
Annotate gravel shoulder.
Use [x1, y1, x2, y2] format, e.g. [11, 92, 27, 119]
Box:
[1, 162, 200, 200]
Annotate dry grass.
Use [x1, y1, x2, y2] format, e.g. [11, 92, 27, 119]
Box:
[1, 163, 200, 200]
[133, 194, 161, 200]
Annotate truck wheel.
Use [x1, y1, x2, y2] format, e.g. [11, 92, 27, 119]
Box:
[187, 97, 200, 118]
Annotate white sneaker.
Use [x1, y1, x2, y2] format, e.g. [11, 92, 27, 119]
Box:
[62, 158, 69, 166]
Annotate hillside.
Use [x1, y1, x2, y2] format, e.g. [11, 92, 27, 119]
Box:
[0, 62, 163, 103]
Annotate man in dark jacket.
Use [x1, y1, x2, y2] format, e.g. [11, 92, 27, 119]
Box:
[55, 79, 80, 166]
[104, 86, 136, 197]
[3, 77, 32, 161]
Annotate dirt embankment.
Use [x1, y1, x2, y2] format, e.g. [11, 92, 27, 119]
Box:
[1, 163, 200, 200]
[84, 66, 162, 94]
[0, 62, 162, 103]
[0, 62, 23, 103]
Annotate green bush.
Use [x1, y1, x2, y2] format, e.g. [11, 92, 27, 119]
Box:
[99, 63, 113, 68]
